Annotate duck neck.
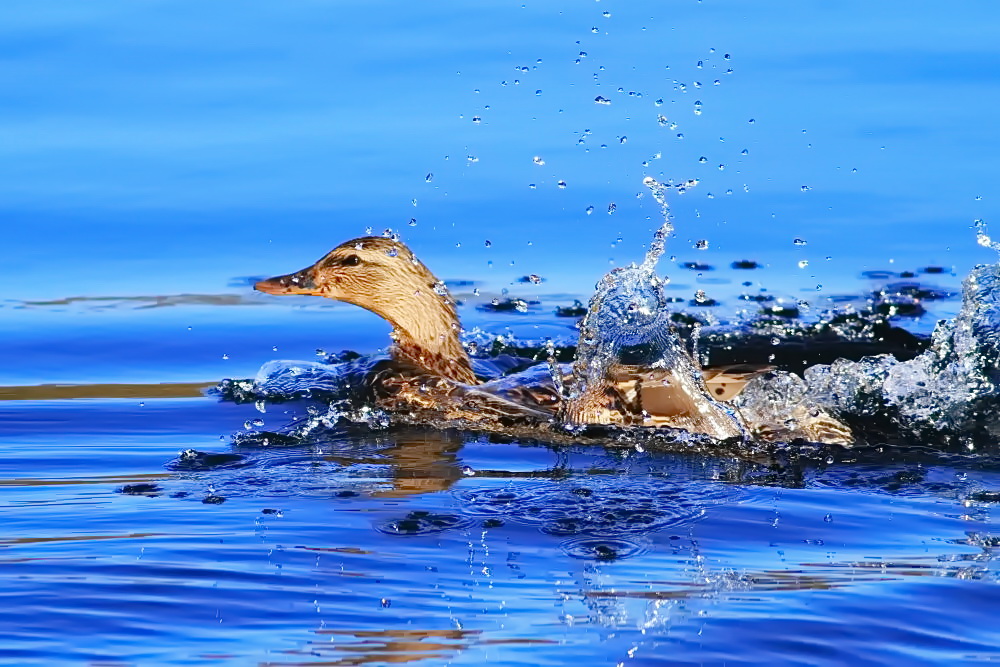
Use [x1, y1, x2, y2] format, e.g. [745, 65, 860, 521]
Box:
[384, 291, 477, 385]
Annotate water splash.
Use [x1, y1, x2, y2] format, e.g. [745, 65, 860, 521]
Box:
[976, 219, 1000, 256]
[560, 177, 745, 439]
[782, 231, 1000, 442]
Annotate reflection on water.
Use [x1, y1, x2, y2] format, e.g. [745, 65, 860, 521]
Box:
[4, 395, 1000, 664]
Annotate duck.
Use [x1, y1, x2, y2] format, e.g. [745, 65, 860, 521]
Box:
[254, 236, 854, 445]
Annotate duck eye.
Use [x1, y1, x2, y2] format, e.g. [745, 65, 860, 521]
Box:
[341, 254, 361, 267]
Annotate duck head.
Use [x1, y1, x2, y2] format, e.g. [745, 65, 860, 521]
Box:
[255, 236, 477, 384]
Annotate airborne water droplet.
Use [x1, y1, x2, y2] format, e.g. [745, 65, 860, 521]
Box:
[557, 180, 567, 189]
[694, 239, 708, 250]
[533, 156, 545, 165]
[595, 96, 611, 105]
[793, 238, 808, 246]
[585, 205, 595, 215]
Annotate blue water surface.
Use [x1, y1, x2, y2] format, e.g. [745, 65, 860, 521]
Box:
[3, 0, 1000, 664]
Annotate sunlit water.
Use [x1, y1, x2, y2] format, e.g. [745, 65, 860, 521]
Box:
[6, 0, 1000, 664]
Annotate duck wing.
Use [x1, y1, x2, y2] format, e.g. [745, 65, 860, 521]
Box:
[700, 363, 775, 401]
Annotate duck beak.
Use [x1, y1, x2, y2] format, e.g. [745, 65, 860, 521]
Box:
[254, 266, 320, 296]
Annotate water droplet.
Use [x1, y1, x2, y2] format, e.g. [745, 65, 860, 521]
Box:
[748, 118, 755, 124]
[619, 136, 627, 143]
[462, 465, 476, 476]
[741, 149, 748, 155]
[657, 114, 668, 126]
[654, 98, 664, 106]
[607, 203, 616, 214]
[408, 218, 417, 226]
[698, 156, 707, 163]
[533, 155, 545, 165]
[485, 239, 492, 247]
[425, 173, 433, 182]
[694, 239, 708, 250]
[467, 155, 478, 163]
[528, 183, 536, 189]
[798, 260, 809, 268]
[693, 100, 702, 115]
[535, 89, 542, 96]
[800, 185, 811, 192]
[602, 10, 611, 17]
[717, 163, 725, 171]
[585, 205, 595, 215]
[222, 353, 229, 360]
[595, 96, 611, 105]
[557, 180, 567, 189]
[824, 513, 833, 522]
[472, 116, 481, 124]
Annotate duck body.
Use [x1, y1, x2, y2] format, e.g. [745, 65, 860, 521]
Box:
[255, 236, 854, 446]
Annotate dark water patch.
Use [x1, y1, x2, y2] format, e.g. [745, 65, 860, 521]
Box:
[682, 262, 713, 271]
[740, 293, 775, 302]
[761, 305, 801, 318]
[873, 299, 926, 318]
[861, 270, 897, 280]
[920, 265, 949, 275]
[454, 476, 739, 538]
[555, 300, 587, 317]
[966, 490, 1000, 503]
[560, 536, 648, 561]
[880, 281, 957, 301]
[117, 483, 162, 497]
[478, 298, 539, 313]
[732, 260, 762, 269]
[167, 449, 247, 471]
[376, 510, 474, 536]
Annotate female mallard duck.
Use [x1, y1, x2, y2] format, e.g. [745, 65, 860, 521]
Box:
[255, 236, 853, 445]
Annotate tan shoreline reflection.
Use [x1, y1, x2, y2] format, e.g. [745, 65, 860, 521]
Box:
[0, 382, 215, 401]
